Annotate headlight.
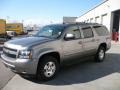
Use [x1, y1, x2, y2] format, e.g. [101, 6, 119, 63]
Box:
[18, 50, 32, 59]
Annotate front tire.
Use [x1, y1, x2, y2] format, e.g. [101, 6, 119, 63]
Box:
[95, 46, 106, 62]
[37, 56, 59, 81]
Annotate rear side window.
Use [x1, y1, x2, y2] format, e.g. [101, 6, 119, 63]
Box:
[81, 27, 93, 38]
[93, 26, 109, 36]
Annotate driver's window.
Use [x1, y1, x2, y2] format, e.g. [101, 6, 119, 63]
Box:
[66, 26, 81, 39]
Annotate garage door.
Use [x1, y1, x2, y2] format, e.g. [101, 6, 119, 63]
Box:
[95, 16, 101, 23]
[101, 14, 108, 28]
[90, 18, 94, 23]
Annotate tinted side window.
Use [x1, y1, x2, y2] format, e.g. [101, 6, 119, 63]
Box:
[66, 26, 81, 39]
[82, 27, 93, 38]
[93, 26, 109, 36]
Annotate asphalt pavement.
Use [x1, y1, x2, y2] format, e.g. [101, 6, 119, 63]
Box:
[1, 44, 120, 90]
[0, 44, 15, 90]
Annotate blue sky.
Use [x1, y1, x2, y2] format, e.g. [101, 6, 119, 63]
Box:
[0, 0, 103, 25]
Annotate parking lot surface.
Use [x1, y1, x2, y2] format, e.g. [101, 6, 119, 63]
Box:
[0, 44, 15, 90]
[1, 43, 120, 90]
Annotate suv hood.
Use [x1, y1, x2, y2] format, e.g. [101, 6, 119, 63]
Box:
[6, 36, 53, 47]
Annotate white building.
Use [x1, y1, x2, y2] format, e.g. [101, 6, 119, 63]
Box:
[76, 0, 120, 41]
[63, 17, 77, 24]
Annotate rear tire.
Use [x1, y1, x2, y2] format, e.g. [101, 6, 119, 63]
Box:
[95, 46, 106, 62]
[37, 56, 59, 81]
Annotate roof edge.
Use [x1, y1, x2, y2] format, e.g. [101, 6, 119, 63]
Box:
[78, 0, 109, 18]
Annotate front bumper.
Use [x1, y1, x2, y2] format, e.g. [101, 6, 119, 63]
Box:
[1, 53, 38, 75]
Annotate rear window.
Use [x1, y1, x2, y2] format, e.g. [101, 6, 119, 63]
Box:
[93, 26, 109, 36]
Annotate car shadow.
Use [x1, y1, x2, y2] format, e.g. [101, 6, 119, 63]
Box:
[22, 53, 120, 86]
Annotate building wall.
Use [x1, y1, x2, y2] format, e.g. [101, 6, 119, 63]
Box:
[76, 0, 119, 32]
[110, 0, 120, 12]
[63, 17, 77, 24]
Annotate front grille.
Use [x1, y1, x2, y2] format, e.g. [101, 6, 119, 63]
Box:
[3, 47, 17, 58]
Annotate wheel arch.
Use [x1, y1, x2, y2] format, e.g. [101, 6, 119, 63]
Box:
[99, 43, 107, 51]
[37, 51, 61, 66]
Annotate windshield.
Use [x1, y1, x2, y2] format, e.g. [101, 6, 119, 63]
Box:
[34, 25, 64, 39]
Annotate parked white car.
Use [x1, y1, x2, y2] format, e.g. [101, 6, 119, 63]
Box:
[6, 31, 16, 37]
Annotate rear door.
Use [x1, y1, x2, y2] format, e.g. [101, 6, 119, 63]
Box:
[80, 26, 97, 56]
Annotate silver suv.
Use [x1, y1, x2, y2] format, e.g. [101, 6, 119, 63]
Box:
[1, 23, 111, 80]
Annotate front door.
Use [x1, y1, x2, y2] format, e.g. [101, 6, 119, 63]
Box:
[62, 25, 83, 60]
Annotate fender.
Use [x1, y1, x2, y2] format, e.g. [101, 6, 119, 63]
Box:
[37, 50, 60, 61]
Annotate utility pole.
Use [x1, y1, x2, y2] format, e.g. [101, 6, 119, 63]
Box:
[6, 16, 10, 23]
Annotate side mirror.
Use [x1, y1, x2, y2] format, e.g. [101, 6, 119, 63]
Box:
[64, 33, 75, 40]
